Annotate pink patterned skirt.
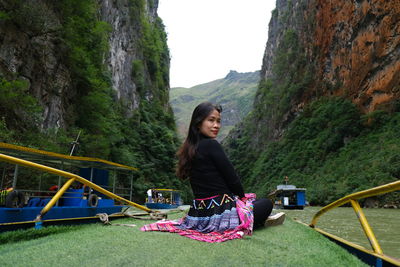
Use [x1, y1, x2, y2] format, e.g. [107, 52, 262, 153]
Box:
[140, 193, 255, 243]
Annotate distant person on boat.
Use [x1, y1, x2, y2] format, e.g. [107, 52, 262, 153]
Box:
[141, 102, 285, 242]
[146, 189, 152, 203]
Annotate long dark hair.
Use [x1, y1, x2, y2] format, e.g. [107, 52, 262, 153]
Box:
[176, 102, 222, 180]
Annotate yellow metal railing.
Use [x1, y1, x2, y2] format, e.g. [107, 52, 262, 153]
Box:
[310, 180, 400, 256]
[0, 153, 152, 221]
[0, 142, 138, 171]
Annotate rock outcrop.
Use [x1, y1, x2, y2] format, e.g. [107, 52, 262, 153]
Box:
[100, 0, 149, 112]
[313, 0, 400, 113]
[0, 0, 164, 129]
[0, 0, 179, 193]
[0, 0, 72, 129]
[261, 0, 400, 130]
[235, 0, 400, 145]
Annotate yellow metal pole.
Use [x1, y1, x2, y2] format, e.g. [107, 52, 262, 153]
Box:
[36, 178, 76, 221]
[350, 199, 383, 255]
[0, 153, 152, 214]
[73, 175, 152, 212]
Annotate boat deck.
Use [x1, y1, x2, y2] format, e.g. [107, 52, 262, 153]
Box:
[0, 214, 368, 266]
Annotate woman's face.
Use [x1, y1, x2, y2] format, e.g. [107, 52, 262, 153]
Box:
[199, 109, 221, 138]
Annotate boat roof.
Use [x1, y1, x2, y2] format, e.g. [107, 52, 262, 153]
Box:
[277, 184, 306, 191]
[150, 188, 180, 192]
[277, 188, 306, 192]
[0, 142, 137, 171]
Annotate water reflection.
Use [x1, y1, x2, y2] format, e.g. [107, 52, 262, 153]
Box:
[277, 206, 400, 258]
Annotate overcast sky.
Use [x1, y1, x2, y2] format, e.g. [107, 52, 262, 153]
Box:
[158, 0, 276, 88]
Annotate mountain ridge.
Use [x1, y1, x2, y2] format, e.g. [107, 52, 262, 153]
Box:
[170, 70, 260, 141]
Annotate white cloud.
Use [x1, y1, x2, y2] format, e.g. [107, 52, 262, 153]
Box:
[158, 0, 276, 88]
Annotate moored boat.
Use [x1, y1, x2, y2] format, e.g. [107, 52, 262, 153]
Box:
[0, 142, 152, 231]
[145, 188, 183, 209]
[270, 184, 307, 210]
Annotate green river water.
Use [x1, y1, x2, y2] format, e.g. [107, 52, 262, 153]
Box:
[277, 206, 400, 259]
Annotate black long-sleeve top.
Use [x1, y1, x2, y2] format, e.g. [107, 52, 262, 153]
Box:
[189, 135, 245, 199]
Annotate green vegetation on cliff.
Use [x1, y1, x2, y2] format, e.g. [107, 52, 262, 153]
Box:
[0, 0, 185, 200]
[255, 30, 312, 123]
[226, 96, 400, 205]
[0, 78, 41, 134]
[224, 19, 400, 205]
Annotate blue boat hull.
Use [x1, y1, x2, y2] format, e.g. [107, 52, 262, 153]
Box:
[145, 203, 179, 209]
[0, 206, 123, 224]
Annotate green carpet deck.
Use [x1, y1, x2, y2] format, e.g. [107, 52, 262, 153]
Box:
[0, 213, 367, 266]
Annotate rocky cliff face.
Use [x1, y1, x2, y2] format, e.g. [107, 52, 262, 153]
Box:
[0, 0, 72, 129]
[223, 0, 400, 205]
[259, 0, 400, 140]
[100, 0, 141, 111]
[0, 0, 180, 194]
[100, 0, 161, 113]
[313, 0, 400, 113]
[0, 0, 164, 129]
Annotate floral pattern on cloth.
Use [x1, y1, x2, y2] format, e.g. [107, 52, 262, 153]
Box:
[140, 193, 256, 243]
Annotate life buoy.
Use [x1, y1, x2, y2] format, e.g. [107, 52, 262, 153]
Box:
[5, 190, 25, 208]
[87, 194, 98, 207]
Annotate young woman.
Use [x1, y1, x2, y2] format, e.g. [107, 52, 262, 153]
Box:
[141, 102, 284, 242]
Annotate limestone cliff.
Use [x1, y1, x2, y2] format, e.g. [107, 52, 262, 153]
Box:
[224, 0, 400, 205]
[0, 0, 72, 129]
[258, 0, 400, 141]
[0, 0, 168, 130]
[313, 0, 400, 114]
[0, 0, 179, 193]
[100, 0, 166, 113]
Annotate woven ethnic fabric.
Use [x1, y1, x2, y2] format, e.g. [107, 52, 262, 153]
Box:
[178, 194, 239, 233]
[140, 193, 255, 243]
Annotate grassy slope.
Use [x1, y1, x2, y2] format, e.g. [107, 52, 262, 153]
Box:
[170, 71, 259, 140]
[0, 214, 366, 266]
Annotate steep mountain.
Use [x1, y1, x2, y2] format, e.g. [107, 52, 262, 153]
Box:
[224, 0, 400, 206]
[170, 70, 259, 141]
[0, 0, 184, 198]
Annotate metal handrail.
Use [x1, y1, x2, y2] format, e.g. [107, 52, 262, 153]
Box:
[310, 180, 400, 255]
[0, 142, 138, 171]
[0, 153, 152, 221]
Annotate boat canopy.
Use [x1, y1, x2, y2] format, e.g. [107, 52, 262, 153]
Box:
[150, 188, 180, 192]
[276, 184, 306, 191]
[0, 142, 137, 172]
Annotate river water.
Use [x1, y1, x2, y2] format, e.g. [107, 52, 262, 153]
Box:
[276, 206, 400, 259]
